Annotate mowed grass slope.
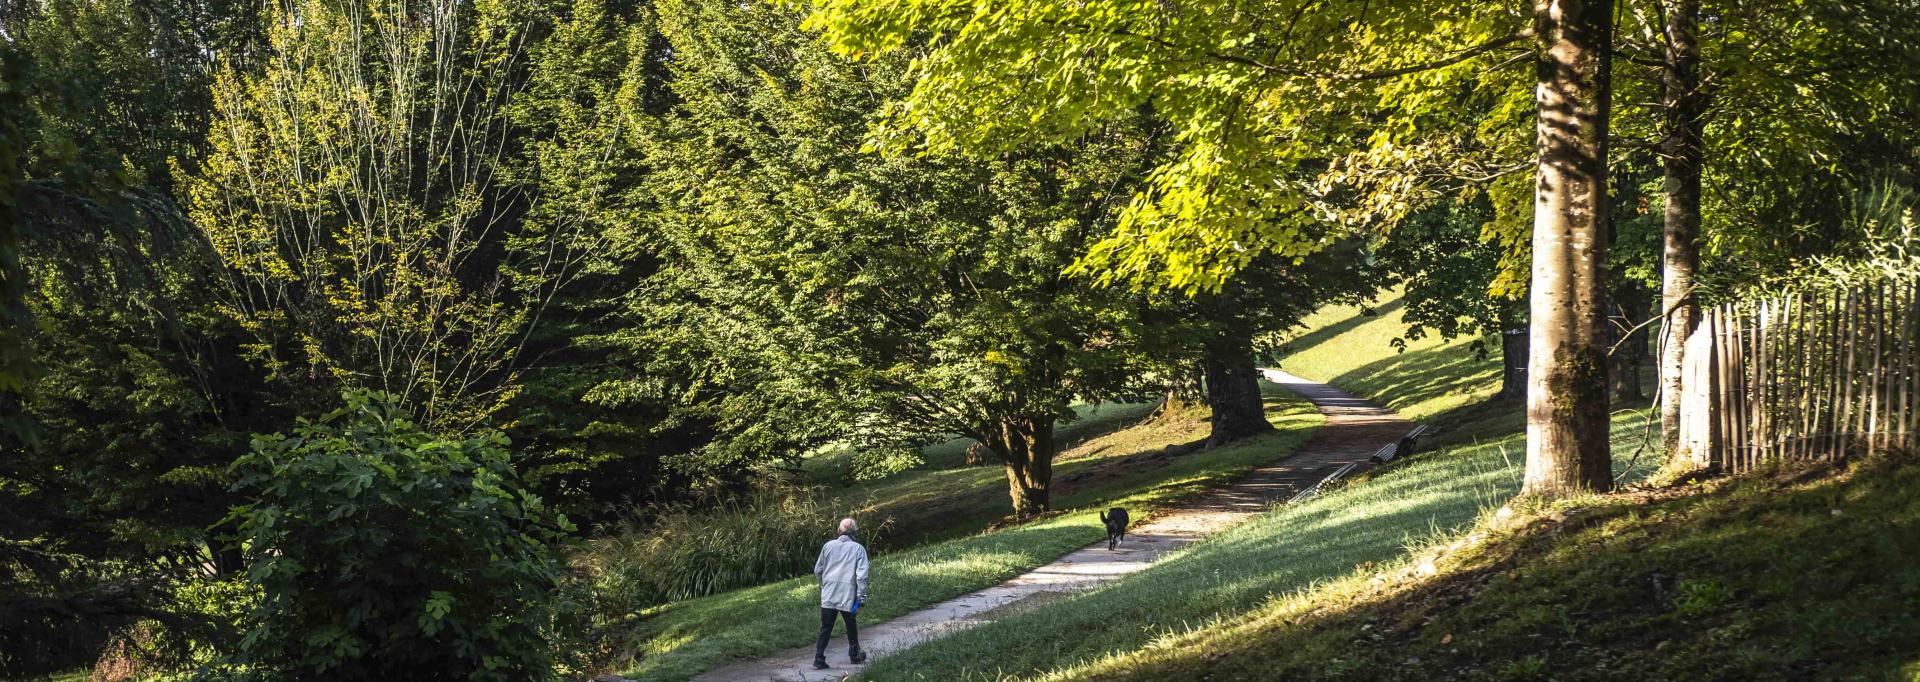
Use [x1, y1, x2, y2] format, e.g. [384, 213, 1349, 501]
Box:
[1272, 292, 1502, 424]
[1064, 454, 1920, 681]
[855, 409, 1655, 681]
[802, 402, 1194, 550]
[853, 292, 1662, 681]
[623, 384, 1324, 681]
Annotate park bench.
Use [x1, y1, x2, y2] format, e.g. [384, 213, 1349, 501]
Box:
[1286, 424, 1429, 504]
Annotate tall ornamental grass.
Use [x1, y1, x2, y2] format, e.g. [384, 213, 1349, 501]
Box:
[579, 487, 850, 609]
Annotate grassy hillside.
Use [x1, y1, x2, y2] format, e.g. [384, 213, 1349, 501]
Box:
[1064, 454, 1920, 681]
[854, 408, 1655, 681]
[622, 384, 1324, 681]
[1270, 292, 1503, 423]
[802, 402, 1207, 550]
[851, 291, 1673, 681]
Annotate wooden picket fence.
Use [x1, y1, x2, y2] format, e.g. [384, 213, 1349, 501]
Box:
[1676, 277, 1920, 472]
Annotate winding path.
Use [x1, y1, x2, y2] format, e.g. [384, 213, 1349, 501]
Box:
[686, 370, 1410, 682]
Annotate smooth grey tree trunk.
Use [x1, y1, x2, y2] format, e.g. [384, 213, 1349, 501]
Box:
[1659, 0, 1706, 462]
[1524, 0, 1615, 498]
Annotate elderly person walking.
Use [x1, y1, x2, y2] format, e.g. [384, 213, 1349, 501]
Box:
[812, 517, 869, 670]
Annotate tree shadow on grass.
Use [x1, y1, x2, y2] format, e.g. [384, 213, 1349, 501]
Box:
[1267, 296, 1402, 362]
[626, 515, 1103, 682]
[1078, 456, 1920, 682]
[851, 434, 1525, 680]
[1321, 330, 1502, 416]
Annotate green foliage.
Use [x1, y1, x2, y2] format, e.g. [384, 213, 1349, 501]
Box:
[1, 4, 276, 674]
[1376, 197, 1523, 354]
[1672, 578, 1732, 616]
[224, 389, 573, 680]
[1749, 180, 1920, 293]
[491, 0, 717, 521]
[185, 0, 597, 428]
[845, 445, 925, 482]
[9, 0, 222, 188]
[802, 0, 1526, 291]
[631, 0, 1164, 513]
[577, 487, 840, 612]
[0, 46, 29, 428]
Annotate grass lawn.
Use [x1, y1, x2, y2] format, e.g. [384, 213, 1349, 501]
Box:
[852, 410, 1657, 681]
[1270, 291, 1503, 424]
[802, 402, 1176, 550]
[848, 291, 1676, 680]
[1065, 453, 1920, 681]
[621, 384, 1324, 681]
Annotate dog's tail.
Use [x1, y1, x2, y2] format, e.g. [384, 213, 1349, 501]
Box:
[1099, 509, 1109, 524]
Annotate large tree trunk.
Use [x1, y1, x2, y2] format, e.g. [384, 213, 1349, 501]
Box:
[1658, 0, 1706, 461]
[1202, 332, 1273, 447]
[1524, 0, 1615, 499]
[984, 416, 1056, 517]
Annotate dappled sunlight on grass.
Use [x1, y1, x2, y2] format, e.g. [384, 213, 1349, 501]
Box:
[1274, 291, 1501, 423]
[890, 552, 1035, 580]
[855, 399, 1652, 680]
[620, 389, 1322, 681]
[1065, 453, 1920, 681]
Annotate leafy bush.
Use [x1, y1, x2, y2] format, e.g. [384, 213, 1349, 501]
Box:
[578, 487, 845, 608]
[224, 390, 573, 680]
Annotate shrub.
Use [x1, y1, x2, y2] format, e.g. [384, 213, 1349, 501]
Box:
[224, 390, 573, 681]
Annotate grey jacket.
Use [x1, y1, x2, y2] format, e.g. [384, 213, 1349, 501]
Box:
[813, 534, 869, 612]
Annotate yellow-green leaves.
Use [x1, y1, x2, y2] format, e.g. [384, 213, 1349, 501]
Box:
[804, 0, 1532, 292]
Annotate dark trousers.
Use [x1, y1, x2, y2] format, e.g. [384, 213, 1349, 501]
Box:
[814, 607, 860, 660]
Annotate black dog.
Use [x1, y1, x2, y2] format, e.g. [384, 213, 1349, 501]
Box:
[1098, 508, 1129, 550]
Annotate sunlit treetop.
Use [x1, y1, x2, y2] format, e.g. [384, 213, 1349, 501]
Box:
[801, 0, 1531, 292]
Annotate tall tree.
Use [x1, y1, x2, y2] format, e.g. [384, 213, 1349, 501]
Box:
[800, 0, 1631, 495]
[1654, 0, 1704, 455]
[185, 0, 602, 429]
[635, 0, 1160, 515]
[1523, 0, 1614, 497]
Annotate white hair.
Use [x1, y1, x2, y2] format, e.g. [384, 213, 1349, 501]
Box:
[837, 518, 858, 535]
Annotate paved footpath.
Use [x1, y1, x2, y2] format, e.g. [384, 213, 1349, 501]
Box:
[686, 370, 1411, 682]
